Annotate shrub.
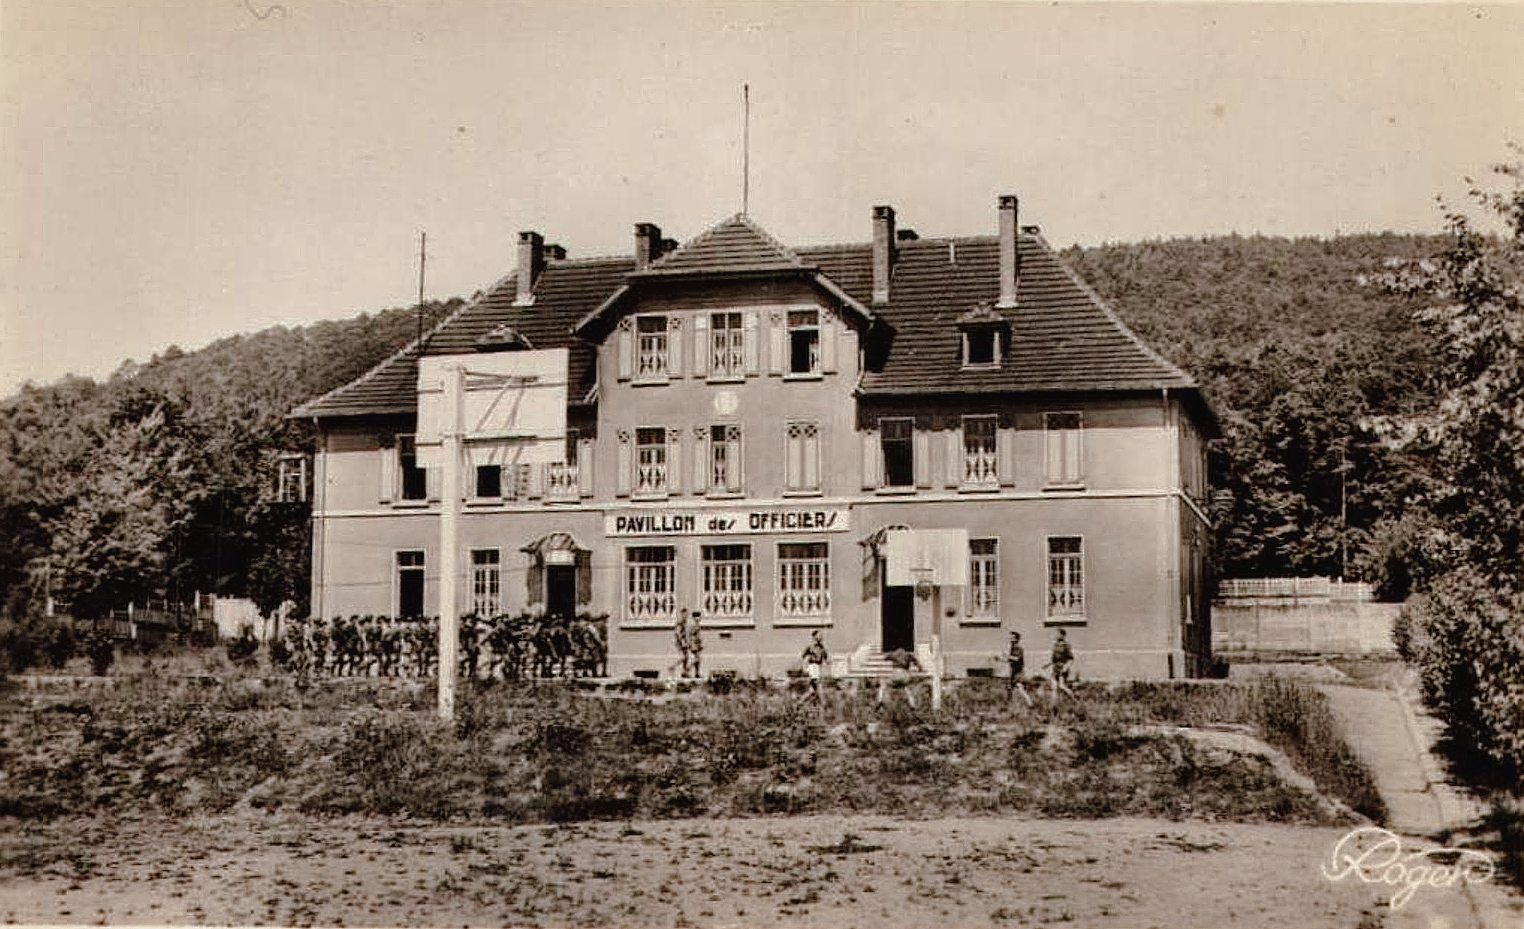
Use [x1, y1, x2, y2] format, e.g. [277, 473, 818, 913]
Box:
[226, 627, 259, 665]
[86, 630, 115, 676]
[1248, 676, 1386, 821]
[1402, 570, 1524, 791]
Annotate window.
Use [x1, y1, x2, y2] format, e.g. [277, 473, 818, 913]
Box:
[963, 327, 1000, 367]
[475, 464, 502, 499]
[396, 550, 425, 617]
[969, 538, 999, 620]
[962, 415, 998, 488]
[784, 421, 820, 493]
[1047, 537, 1085, 621]
[710, 424, 742, 493]
[398, 434, 427, 501]
[787, 309, 820, 375]
[547, 428, 579, 498]
[636, 315, 669, 379]
[711, 312, 744, 378]
[1044, 412, 1083, 486]
[625, 546, 677, 623]
[702, 544, 753, 620]
[277, 453, 308, 503]
[777, 542, 830, 620]
[635, 427, 668, 496]
[471, 549, 501, 616]
[880, 417, 914, 488]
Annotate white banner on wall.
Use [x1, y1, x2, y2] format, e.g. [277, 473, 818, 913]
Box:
[605, 507, 852, 537]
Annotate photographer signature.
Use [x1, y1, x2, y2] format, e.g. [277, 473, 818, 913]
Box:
[1322, 826, 1494, 909]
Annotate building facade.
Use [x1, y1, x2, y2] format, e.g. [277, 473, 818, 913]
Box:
[294, 196, 1216, 680]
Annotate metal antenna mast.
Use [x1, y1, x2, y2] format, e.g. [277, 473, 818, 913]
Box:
[416, 231, 427, 351]
[742, 83, 750, 214]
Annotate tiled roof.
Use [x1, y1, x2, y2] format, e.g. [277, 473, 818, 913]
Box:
[293, 215, 1199, 421]
[800, 234, 1195, 395]
[639, 213, 805, 276]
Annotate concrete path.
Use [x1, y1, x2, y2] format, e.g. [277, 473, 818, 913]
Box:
[1318, 679, 1520, 929]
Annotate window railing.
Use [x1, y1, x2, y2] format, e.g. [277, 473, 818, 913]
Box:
[545, 462, 579, 499]
[636, 458, 667, 495]
[636, 333, 667, 378]
[963, 447, 999, 488]
[712, 327, 744, 378]
[970, 583, 999, 617]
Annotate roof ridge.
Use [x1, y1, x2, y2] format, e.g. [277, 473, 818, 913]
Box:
[647, 212, 805, 271]
[1035, 232, 1197, 387]
[290, 278, 511, 418]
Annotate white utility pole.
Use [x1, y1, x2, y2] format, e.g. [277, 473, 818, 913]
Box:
[437, 361, 463, 721]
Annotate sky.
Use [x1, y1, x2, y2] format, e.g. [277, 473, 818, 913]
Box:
[3, 1, 1522, 396]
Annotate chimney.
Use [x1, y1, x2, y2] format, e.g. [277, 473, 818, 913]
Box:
[872, 205, 896, 304]
[634, 223, 663, 271]
[997, 195, 1019, 308]
[516, 231, 544, 305]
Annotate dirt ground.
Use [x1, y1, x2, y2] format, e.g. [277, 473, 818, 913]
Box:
[0, 811, 1498, 929]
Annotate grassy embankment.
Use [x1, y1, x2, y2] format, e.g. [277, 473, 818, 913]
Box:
[0, 655, 1384, 827]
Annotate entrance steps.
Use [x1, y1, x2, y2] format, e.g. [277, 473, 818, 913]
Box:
[843, 643, 938, 679]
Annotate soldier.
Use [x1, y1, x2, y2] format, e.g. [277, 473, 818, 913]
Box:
[687, 611, 703, 679]
[1049, 628, 1076, 700]
[674, 612, 692, 678]
[1006, 631, 1033, 706]
[802, 630, 829, 703]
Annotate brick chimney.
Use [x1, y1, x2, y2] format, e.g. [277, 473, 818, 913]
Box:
[872, 205, 896, 304]
[515, 231, 544, 306]
[997, 195, 1019, 309]
[634, 223, 664, 271]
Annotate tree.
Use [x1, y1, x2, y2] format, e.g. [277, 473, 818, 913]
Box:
[1380, 146, 1524, 790]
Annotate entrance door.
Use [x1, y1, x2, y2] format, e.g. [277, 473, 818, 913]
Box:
[546, 564, 576, 620]
[880, 562, 914, 653]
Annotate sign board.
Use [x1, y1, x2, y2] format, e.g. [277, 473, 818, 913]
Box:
[415, 349, 568, 468]
[884, 528, 970, 587]
[605, 507, 852, 538]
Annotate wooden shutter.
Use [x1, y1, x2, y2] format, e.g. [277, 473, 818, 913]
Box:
[861, 431, 880, 490]
[767, 313, 785, 375]
[743, 312, 759, 375]
[692, 314, 709, 377]
[425, 463, 441, 502]
[575, 550, 592, 606]
[945, 430, 962, 488]
[667, 427, 682, 495]
[526, 557, 543, 606]
[729, 428, 745, 493]
[1044, 422, 1062, 484]
[616, 321, 633, 381]
[913, 429, 931, 488]
[803, 426, 819, 491]
[694, 427, 711, 494]
[997, 425, 1015, 486]
[378, 447, 395, 503]
[1065, 424, 1082, 484]
[526, 462, 544, 499]
[666, 318, 683, 379]
[615, 432, 632, 497]
[820, 315, 838, 373]
[578, 437, 594, 497]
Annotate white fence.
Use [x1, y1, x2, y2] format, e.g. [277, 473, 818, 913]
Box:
[1216, 577, 1374, 603]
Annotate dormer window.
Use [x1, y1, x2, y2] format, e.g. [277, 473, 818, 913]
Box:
[964, 328, 999, 366]
[957, 303, 1009, 370]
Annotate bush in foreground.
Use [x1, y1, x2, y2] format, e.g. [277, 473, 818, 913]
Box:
[0, 668, 1377, 828]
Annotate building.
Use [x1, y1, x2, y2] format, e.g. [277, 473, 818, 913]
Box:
[292, 195, 1216, 680]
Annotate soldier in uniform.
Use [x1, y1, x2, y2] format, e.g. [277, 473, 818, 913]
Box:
[687, 611, 703, 679]
[674, 612, 691, 678]
[802, 631, 829, 703]
[1049, 628, 1076, 700]
[1007, 631, 1033, 705]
